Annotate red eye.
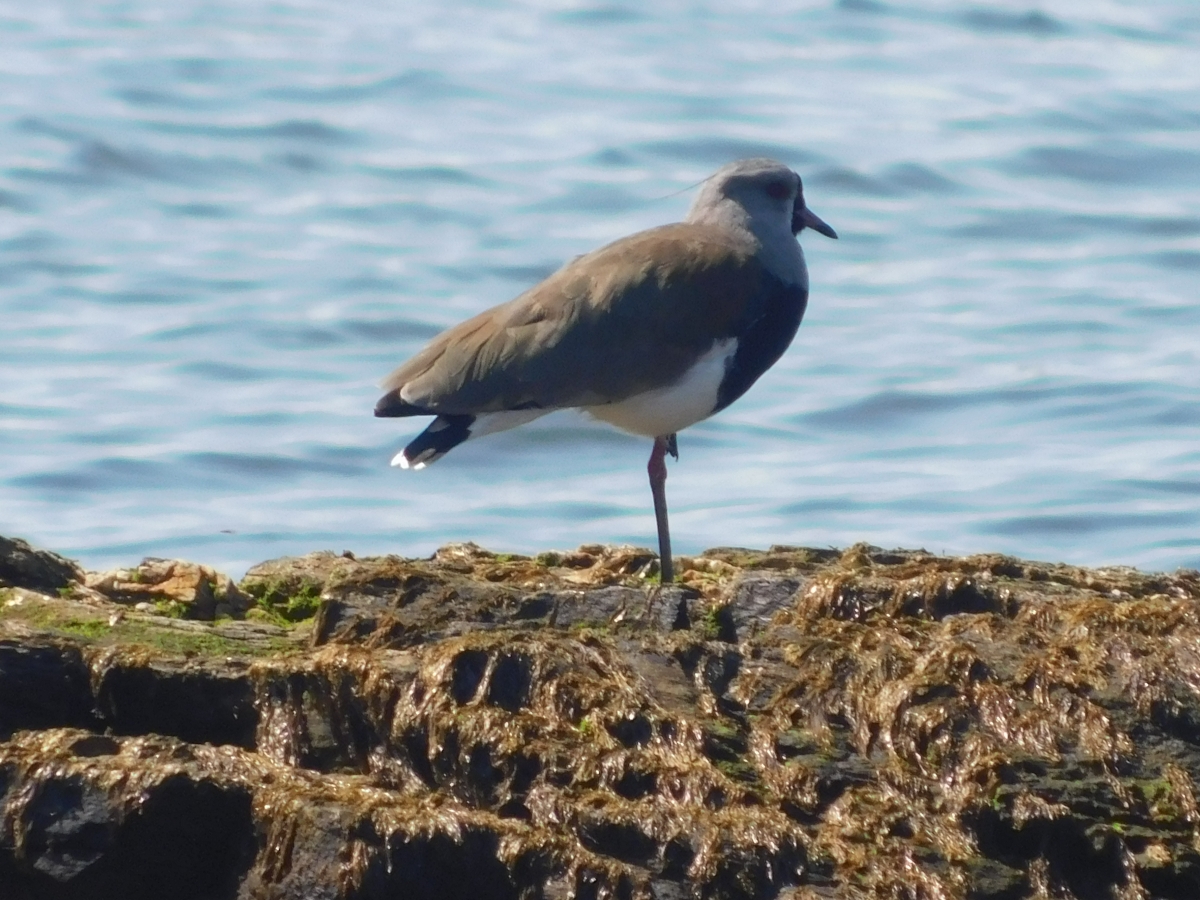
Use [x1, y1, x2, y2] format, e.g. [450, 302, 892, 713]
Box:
[766, 181, 789, 200]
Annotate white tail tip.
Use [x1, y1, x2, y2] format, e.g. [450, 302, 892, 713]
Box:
[391, 452, 426, 470]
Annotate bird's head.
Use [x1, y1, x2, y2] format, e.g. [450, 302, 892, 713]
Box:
[687, 157, 837, 242]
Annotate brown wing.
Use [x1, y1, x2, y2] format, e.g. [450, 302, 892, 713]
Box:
[378, 222, 767, 415]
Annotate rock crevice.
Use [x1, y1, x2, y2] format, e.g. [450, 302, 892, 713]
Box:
[1, 538, 1199, 899]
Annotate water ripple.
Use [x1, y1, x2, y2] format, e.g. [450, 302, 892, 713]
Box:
[961, 9, 1066, 36]
[638, 138, 822, 166]
[1008, 144, 1200, 185]
[264, 70, 483, 103]
[801, 384, 1152, 433]
[1, 0, 1197, 575]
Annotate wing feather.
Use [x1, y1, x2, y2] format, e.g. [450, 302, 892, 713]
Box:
[378, 223, 769, 415]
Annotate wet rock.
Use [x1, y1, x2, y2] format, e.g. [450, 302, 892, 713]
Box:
[2, 534, 1200, 899]
[552, 586, 641, 628]
[93, 652, 257, 748]
[0, 638, 96, 739]
[0, 734, 257, 900]
[13, 773, 119, 882]
[724, 574, 802, 637]
[965, 857, 1026, 900]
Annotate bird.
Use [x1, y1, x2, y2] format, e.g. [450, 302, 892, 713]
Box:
[375, 157, 836, 583]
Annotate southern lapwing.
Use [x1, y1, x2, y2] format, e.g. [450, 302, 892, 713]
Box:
[375, 157, 836, 582]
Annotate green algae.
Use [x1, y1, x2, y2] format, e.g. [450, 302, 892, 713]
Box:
[243, 575, 322, 623]
[0, 593, 291, 658]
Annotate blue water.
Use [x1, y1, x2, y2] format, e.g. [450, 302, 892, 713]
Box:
[2, 1, 1198, 578]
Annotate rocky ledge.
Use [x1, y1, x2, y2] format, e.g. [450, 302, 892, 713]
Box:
[1, 534, 1199, 900]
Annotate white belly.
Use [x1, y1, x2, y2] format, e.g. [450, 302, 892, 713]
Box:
[584, 338, 736, 437]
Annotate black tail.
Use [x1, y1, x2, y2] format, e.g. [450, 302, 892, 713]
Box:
[397, 414, 475, 468]
[375, 391, 434, 418]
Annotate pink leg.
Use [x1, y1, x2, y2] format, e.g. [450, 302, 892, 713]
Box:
[648, 435, 676, 583]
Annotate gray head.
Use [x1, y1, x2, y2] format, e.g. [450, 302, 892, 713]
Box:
[686, 157, 837, 241]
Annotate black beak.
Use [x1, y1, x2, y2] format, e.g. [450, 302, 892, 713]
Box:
[792, 203, 837, 239]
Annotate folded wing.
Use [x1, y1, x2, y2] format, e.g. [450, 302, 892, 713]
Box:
[375, 223, 771, 417]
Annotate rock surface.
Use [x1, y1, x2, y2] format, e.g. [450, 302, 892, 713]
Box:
[0, 536, 83, 596]
[1, 536, 1199, 900]
[85, 558, 252, 620]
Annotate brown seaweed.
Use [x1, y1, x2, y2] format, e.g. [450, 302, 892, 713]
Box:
[1, 537, 1198, 899]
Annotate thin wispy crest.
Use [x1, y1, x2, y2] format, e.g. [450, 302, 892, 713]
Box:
[650, 172, 713, 203]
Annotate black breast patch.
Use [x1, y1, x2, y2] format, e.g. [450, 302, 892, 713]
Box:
[714, 274, 809, 413]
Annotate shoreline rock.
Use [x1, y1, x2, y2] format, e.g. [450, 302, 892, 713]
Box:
[1, 535, 1199, 899]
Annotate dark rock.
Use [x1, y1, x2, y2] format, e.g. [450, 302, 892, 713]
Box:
[14, 774, 115, 881]
[486, 650, 533, 711]
[67, 735, 120, 758]
[0, 761, 255, 900]
[365, 828, 526, 900]
[0, 536, 82, 595]
[725, 574, 802, 636]
[2, 535, 1200, 900]
[450, 648, 489, 703]
[93, 655, 257, 748]
[578, 816, 659, 867]
[966, 857, 1026, 900]
[552, 585, 641, 628]
[0, 639, 96, 739]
